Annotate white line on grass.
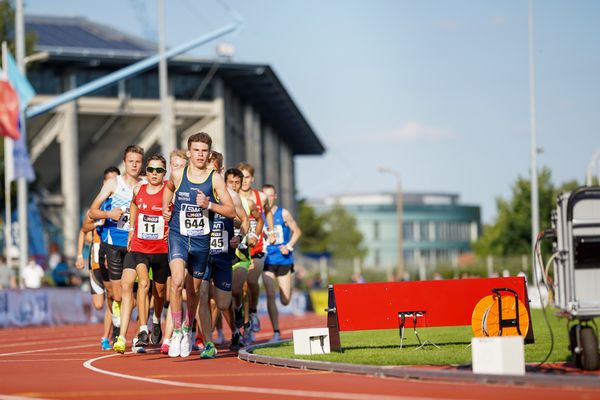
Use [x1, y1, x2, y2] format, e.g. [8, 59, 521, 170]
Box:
[84, 354, 447, 400]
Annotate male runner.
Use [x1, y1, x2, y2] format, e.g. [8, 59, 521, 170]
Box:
[76, 166, 120, 350]
[234, 162, 275, 343]
[262, 184, 302, 342]
[114, 155, 170, 354]
[162, 132, 235, 358]
[204, 153, 255, 351]
[89, 145, 144, 321]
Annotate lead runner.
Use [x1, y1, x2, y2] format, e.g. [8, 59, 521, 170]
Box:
[162, 132, 235, 358]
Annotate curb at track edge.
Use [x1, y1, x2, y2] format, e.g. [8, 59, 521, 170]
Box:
[238, 340, 600, 389]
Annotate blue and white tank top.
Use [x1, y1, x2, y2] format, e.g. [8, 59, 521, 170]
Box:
[101, 176, 134, 247]
[265, 207, 293, 266]
[170, 167, 215, 237]
[210, 203, 235, 256]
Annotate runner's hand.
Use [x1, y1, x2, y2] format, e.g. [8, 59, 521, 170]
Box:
[279, 244, 289, 255]
[162, 208, 172, 222]
[196, 191, 209, 208]
[75, 255, 84, 269]
[107, 208, 123, 220]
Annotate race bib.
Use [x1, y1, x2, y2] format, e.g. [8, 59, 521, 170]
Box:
[249, 219, 258, 234]
[274, 225, 285, 244]
[137, 214, 165, 240]
[116, 207, 130, 231]
[210, 221, 229, 255]
[179, 204, 210, 237]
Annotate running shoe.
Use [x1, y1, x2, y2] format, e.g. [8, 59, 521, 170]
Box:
[229, 332, 242, 352]
[113, 336, 126, 354]
[137, 330, 149, 347]
[151, 322, 162, 345]
[269, 332, 281, 343]
[193, 335, 205, 352]
[249, 312, 261, 332]
[214, 329, 225, 345]
[200, 342, 218, 359]
[132, 337, 146, 354]
[180, 330, 192, 357]
[101, 337, 111, 351]
[160, 339, 170, 355]
[168, 333, 182, 357]
[234, 305, 244, 330]
[243, 326, 255, 345]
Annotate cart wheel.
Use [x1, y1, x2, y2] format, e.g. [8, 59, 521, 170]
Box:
[579, 326, 600, 371]
[569, 325, 583, 368]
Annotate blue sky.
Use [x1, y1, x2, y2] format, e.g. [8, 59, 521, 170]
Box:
[25, 0, 600, 223]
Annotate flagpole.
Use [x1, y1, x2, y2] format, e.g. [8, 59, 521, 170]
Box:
[15, 0, 28, 282]
[2, 41, 13, 279]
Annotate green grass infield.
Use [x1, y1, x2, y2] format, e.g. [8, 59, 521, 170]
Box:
[254, 309, 599, 366]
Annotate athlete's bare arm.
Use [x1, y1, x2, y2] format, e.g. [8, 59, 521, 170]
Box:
[88, 177, 122, 221]
[200, 173, 235, 219]
[75, 229, 88, 269]
[127, 187, 140, 251]
[162, 168, 182, 222]
[279, 209, 301, 255]
[258, 190, 276, 243]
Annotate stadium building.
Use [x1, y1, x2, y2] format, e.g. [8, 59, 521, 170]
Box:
[312, 192, 481, 277]
[23, 15, 324, 258]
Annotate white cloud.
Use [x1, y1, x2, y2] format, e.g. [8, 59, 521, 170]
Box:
[380, 121, 455, 143]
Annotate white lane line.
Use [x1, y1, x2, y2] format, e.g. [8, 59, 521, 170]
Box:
[84, 354, 447, 400]
[0, 395, 50, 400]
[0, 358, 90, 362]
[0, 344, 96, 357]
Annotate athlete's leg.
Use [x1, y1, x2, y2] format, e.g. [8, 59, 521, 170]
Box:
[276, 269, 293, 306]
[135, 263, 151, 330]
[262, 270, 279, 333]
[246, 256, 265, 314]
[115, 268, 137, 353]
[169, 259, 186, 332]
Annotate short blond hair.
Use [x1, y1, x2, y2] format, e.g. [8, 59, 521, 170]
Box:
[169, 149, 188, 161]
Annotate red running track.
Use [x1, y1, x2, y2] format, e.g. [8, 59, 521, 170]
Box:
[0, 313, 599, 400]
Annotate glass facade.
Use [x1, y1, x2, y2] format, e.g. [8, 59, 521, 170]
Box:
[314, 194, 481, 273]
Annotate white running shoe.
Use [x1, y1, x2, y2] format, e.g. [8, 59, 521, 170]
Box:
[249, 312, 261, 332]
[169, 333, 182, 358]
[269, 332, 281, 343]
[180, 331, 192, 357]
[111, 301, 121, 328]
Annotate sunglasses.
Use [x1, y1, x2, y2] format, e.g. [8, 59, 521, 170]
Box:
[146, 167, 166, 174]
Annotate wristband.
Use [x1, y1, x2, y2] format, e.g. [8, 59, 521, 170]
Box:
[286, 244, 294, 252]
[207, 201, 212, 211]
[77, 254, 83, 259]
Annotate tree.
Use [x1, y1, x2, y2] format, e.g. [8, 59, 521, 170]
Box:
[297, 200, 367, 260]
[473, 167, 584, 257]
[297, 198, 328, 254]
[323, 203, 367, 260]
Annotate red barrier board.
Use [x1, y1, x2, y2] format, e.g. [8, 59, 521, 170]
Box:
[333, 277, 530, 331]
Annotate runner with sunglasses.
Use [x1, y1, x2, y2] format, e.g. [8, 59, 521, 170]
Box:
[114, 155, 170, 353]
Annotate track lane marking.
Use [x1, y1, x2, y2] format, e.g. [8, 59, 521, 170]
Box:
[84, 354, 448, 400]
[0, 344, 96, 357]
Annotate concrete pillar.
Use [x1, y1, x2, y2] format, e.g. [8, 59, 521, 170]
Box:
[262, 126, 279, 188]
[202, 78, 226, 153]
[279, 140, 294, 211]
[59, 92, 80, 259]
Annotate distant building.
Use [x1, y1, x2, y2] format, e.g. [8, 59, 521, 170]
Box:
[23, 16, 324, 257]
[311, 192, 481, 276]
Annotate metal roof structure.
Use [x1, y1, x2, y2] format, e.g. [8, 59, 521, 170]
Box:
[25, 15, 325, 156]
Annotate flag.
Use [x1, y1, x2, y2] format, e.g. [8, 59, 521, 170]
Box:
[5, 50, 36, 182]
[0, 80, 20, 139]
[6, 51, 35, 109]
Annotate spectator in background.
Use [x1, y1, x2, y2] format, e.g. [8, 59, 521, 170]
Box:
[52, 256, 70, 287]
[48, 242, 61, 271]
[22, 256, 45, 289]
[0, 256, 17, 289]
